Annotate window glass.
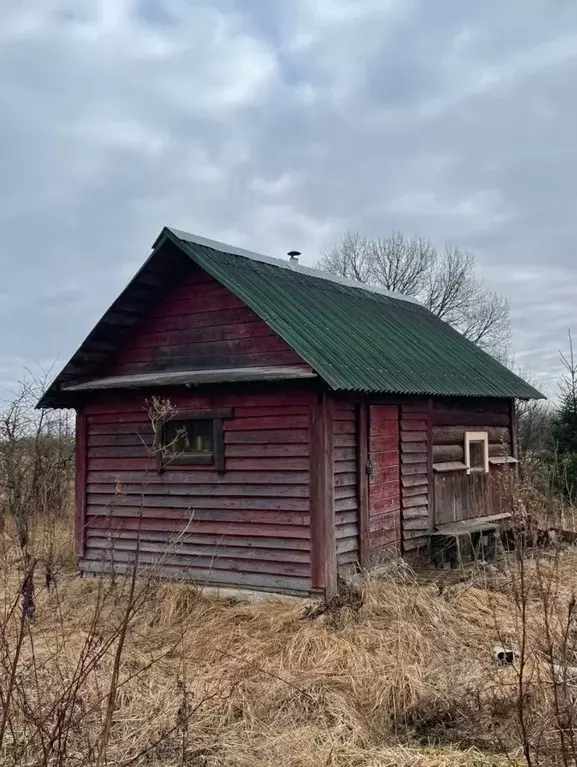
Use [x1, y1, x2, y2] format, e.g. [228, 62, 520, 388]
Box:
[163, 419, 213, 455]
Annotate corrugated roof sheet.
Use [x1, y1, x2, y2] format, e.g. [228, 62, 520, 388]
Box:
[165, 228, 542, 399]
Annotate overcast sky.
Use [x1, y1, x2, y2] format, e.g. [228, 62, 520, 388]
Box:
[1, 0, 576, 400]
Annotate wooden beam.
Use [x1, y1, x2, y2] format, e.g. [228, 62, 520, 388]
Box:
[75, 411, 88, 560]
[357, 404, 369, 567]
[310, 392, 337, 598]
[427, 398, 435, 532]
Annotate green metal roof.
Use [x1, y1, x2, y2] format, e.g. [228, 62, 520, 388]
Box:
[163, 228, 542, 400]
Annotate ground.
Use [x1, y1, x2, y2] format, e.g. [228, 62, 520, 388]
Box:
[1, 523, 576, 766]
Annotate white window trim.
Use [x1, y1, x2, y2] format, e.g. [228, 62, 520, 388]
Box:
[464, 431, 489, 474]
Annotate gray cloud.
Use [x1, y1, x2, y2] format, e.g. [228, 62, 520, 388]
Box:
[1, 0, 577, 399]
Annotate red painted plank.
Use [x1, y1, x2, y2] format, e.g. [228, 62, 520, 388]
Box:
[225, 429, 309, 445]
[88, 530, 311, 551]
[369, 512, 400, 532]
[370, 406, 398, 421]
[224, 415, 309, 431]
[233, 406, 309, 418]
[83, 547, 310, 578]
[310, 393, 336, 597]
[368, 480, 400, 502]
[226, 457, 309, 471]
[369, 433, 398, 453]
[372, 465, 400, 484]
[80, 559, 311, 594]
[225, 444, 309, 458]
[87, 469, 309, 485]
[370, 420, 399, 437]
[87, 392, 315, 416]
[89, 458, 157, 471]
[87, 507, 310, 525]
[112, 350, 304, 375]
[87, 483, 309, 498]
[146, 291, 244, 317]
[89, 414, 149, 425]
[368, 495, 401, 515]
[88, 492, 309, 511]
[139, 307, 265, 334]
[128, 321, 275, 350]
[117, 334, 292, 365]
[371, 449, 399, 468]
[86, 516, 310, 538]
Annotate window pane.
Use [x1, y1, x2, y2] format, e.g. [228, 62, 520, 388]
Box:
[469, 440, 485, 468]
[164, 420, 213, 454]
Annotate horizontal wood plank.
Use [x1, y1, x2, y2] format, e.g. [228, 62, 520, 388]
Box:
[80, 559, 311, 594]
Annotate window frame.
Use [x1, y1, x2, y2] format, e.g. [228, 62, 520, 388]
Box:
[160, 408, 231, 472]
[464, 431, 489, 474]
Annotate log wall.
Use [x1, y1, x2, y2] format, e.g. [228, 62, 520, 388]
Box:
[432, 398, 514, 526]
[78, 390, 316, 595]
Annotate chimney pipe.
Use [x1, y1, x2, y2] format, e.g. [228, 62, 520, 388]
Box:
[287, 250, 301, 264]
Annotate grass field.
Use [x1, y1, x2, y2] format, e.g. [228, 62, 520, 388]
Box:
[2, 518, 577, 766]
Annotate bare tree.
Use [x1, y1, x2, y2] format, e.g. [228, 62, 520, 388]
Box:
[318, 231, 511, 355]
[0, 372, 74, 553]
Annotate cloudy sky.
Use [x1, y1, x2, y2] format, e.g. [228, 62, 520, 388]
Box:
[1, 0, 576, 400]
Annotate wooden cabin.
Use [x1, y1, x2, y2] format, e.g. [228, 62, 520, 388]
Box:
[39, 227, 542, 598]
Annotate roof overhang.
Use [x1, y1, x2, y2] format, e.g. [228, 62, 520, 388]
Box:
[60, 366, 318, 393]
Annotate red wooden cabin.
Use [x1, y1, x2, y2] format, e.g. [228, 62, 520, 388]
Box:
[40, 228, 542, 598]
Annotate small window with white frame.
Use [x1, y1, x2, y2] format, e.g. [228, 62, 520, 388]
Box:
[464, 431, 489, 474]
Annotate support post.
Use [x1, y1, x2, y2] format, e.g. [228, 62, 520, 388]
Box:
[358, 403, 370, 567]
[310, 392, 337, 598]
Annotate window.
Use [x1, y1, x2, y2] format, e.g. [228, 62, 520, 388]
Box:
[160, 408, 231, 471]
[464, 431, 489, 474]
[164, 419, 214, 456]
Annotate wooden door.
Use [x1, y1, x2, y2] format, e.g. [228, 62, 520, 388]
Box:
[367, 405, 401, 551]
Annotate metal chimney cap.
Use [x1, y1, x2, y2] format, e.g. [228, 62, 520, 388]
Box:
[287, 250, 301, 263]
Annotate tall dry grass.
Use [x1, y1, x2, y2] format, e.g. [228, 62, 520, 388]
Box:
[4, 510, 577, 766]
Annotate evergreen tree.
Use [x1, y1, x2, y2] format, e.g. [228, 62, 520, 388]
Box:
[551, 332, 577, 501]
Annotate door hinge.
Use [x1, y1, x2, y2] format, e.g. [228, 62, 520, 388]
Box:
[365, 460, 374, 477]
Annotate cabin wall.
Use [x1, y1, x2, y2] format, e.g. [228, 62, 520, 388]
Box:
[77, 388, 317, 595]
[333, 402, 359, 571]
[106, 264, 310, 376]
[400, 404, 430, 552]
[432, 398, 514, 526]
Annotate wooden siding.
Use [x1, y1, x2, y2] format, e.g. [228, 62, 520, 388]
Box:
[333, 402, 359, 571]
[367, 405, 401, 552]
[400, 404, 430, 552]
[107, 264, 310, 376]
[79, 390, 315, 595]
[432, 398, 514, 526]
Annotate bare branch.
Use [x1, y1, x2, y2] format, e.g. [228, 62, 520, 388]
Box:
[318, 231, 511, 356]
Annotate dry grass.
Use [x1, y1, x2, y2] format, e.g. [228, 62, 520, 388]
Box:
[3, 524, 577, 765]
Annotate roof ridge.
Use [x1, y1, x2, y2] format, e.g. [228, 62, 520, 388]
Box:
[165, 227, 421, 305]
